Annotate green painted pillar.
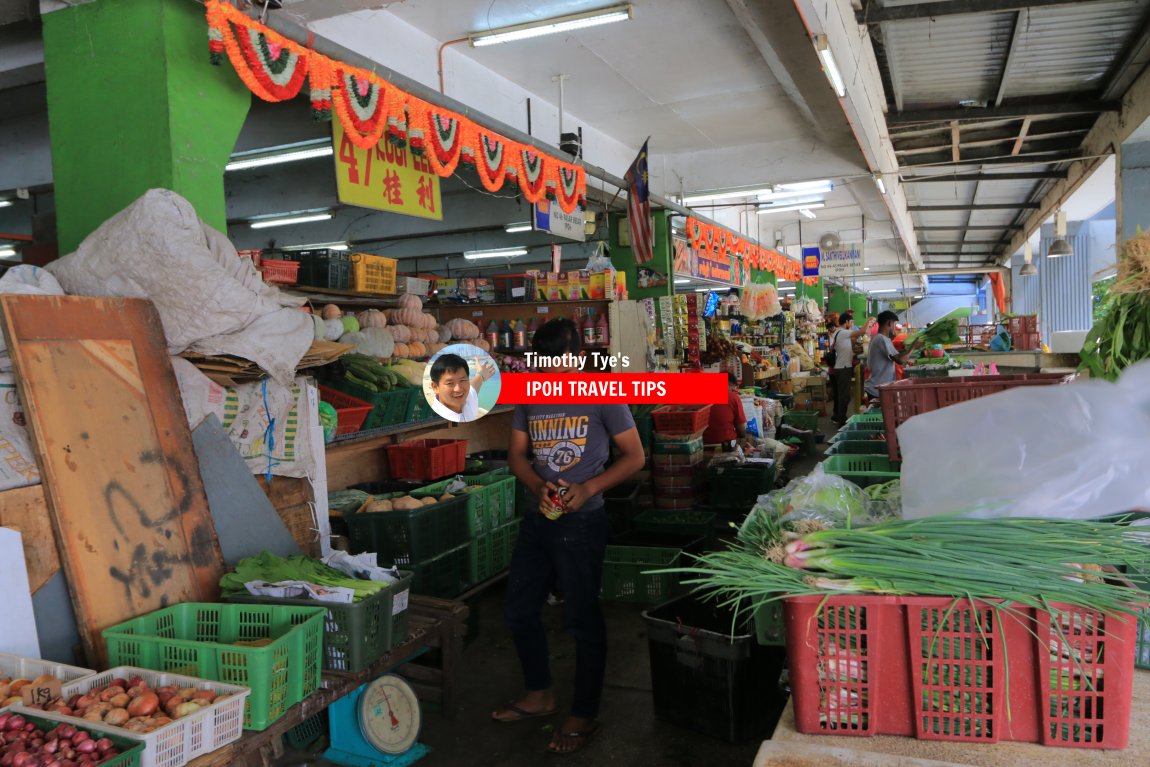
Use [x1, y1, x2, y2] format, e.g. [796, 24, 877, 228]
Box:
[42, 0, 250, 253]
[827, 284, 850, 314]
[610, 210, 673, 303]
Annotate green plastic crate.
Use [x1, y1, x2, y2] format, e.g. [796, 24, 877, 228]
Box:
[848, 412, 885, 424]
[324, 379, 414, 430]
[102, 603, 325, 731]
[15, 711, 146, 767]
[469, 532, 495, 583]
[408, 392, 434, 422]
[346, 493, 470, 568]
[411, 542, 473, 598]
[825, 439, 890, 456]
[489, 520, 519, 573]
[653, 434, 704, 455]
[285, 710, 328, 750]
[632, 509, 716, 538]
[781, 410, 819, 431]
[1137, 610, 1150, 670]
[602, 545, 682, 603]
[634, 414, 653, 450]
[706, 463, 776, 511]
[225, 571, 413, 673]
[822, 454, 901, 488]
[840, 419, 886, 434]
[413, 471, 516, 534]
[753, 599, 785, 646]
[505, 518, 520, 563]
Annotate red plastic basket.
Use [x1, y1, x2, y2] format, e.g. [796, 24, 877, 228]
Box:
[386, 438, 467, 481]
[1008, 315, 1038, 336]
[878, 374, 1068, 460]
[651, 405, 712, 434]
[785, 593, 1137, 748]
[1014, 332, 1041, 351]
[261, 259, 300, 285]
[318, 385, 373, 436]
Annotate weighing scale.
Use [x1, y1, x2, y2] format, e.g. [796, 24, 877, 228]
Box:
[323, 674, 430, 767]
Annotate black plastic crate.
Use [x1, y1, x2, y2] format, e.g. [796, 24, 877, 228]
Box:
[706, 462, 776, 511]
[609, 530, 706, 555]
[605, 481, 640, 536]
[643, 593, 787, 742]
[411, 542, 473, 598]
[346, 495, 470, 568]
[296, 249, 351, 290]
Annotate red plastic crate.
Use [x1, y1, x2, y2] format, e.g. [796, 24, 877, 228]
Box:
[785, 594, 1137, 748]
[1014, 332, 1041, 351]
[651, 405, 712, 434]
[1008, 315, 1038, 337]
[877, 374, 1068, 460]
[386, 438, 467, 481]
[261, 259, 300, 285]
[318, 385, 374, 436]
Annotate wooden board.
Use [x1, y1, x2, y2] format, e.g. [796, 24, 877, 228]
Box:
[0, 295, 225, 666]
[0, 484, 59, 592]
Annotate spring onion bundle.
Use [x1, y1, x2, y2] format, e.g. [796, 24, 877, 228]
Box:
[679, 515, 1150, 618]
[220, 551, 389, 602]
[909, 318, 961, 347]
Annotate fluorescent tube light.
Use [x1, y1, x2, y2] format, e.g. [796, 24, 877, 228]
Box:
[226, 143, 334, 171]
[470, 4, 632, 47]
[863, 267, 870, 271]
[0, 247, 16, 258]
[673, 278, 691, 285]
[683, 187, 775, 205]
[463, 247, 528, 261]
[778, 179, 833, 194]
[0, 201, 13, 209]
[813, 34, 846, 98]
[869, 289, 898, 294]
[873, 172, 886, 195]
[250, 211, 334, 230]
[799, 208, 817, 220]
[504, 222, 533, 233]
[694, 287, 714, 293]
[281, 241, 349, 252]
[757, 202, 826, 215]
[914, 294, 924, 299]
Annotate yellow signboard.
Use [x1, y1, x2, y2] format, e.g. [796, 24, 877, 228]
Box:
[332, 120, 443, 220]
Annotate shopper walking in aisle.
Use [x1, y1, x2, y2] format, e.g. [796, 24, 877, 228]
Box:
[865, 311, 918, 399]
[828, 311, 871, 425]
[494, 318, 646, 755]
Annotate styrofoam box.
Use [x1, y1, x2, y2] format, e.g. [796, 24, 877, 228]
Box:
[0, 650, 96, 687]
[21, 666, 250, 767]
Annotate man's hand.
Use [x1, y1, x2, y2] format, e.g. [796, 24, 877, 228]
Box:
[556, 478, 593, 512]
[534, 478, 563, 516]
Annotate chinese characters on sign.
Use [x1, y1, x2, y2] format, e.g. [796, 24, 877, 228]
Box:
[333, 120, 443, 220]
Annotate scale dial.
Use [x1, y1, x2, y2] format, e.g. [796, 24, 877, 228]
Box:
[358, 674, 421, 755]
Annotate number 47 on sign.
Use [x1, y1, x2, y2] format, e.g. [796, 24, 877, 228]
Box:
[333, 121, 444, 221]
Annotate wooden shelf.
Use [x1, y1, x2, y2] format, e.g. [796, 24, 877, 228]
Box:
[327, 405, 515, 456]
[285, 285, 399, 306]
[434, 299, 610, 310]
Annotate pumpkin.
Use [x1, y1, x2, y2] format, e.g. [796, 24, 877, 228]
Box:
[446, 318, 480, 340]
[421, 313, 437, 329]
[398, 292, 423, 310]
[390, 325, 411, 342]
[409, 342, 426, 358]
[357, 309, 387, 328]
[389, 307, 423, 326]
[324, 318, 345, 341]
[437, 325, 453, 343]
[321, 304, 342, 320]
[312, 315, 326, 341]
[393, 342, 410, 358]
[473, 337, 491, 352]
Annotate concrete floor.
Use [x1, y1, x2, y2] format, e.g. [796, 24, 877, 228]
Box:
[280, 416, 833, 767]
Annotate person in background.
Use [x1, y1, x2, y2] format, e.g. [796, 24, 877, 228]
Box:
[829, 311, 872, 425]
[494, 318, 646, 755]
[703, 372, 750, 450]
[864, 311, 919, 398]
[427, 351, 495, 423]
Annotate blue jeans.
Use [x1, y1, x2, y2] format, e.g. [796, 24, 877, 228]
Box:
[504, 508, 609, 719]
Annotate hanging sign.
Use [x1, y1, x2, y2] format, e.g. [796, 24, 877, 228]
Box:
[819, 244, 863, 277]
[802, 246, 820, 278]
[672, 239, 741, 286]
[534, 200, 586, 242]
[333, 119, 443, 220]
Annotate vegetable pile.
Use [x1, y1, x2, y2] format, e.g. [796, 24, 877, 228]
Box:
[335, 354, 408, 393]
[220, 551, 395, 602]
[18, 674, 231, 735]
[908, 318, 960, 347]
[0, 676, 63, 709]
[0, 711, 125, 766]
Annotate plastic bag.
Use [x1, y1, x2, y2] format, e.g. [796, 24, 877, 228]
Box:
[755, 465, 868, 528]
[900, 361, 1150, 519]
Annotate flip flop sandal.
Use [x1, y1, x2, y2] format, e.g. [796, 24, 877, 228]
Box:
[546, 721, 601, 755]
[491, 702, 558, 723]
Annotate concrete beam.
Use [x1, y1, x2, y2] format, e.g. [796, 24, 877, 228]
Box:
[1002, 42, 1150, 261]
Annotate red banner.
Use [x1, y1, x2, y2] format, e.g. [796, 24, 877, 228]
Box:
[498, 373, 728, 405]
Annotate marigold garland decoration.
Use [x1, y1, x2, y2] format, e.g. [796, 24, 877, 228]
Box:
[685, 216, 802, 282]
[204, 0, 586, 209]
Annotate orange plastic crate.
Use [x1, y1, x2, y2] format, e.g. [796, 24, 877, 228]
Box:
[651, 405, 712, 434]
[786, 593, 1137, 748]
[260, 259, 300, 285]
[385, 438, 467, 481]
[318, 385, 374, 436]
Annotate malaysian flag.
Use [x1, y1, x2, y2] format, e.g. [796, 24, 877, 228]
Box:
[624, 140, 654, 264]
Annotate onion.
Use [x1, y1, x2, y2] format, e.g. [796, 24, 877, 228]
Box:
[92, 741, 111, 755]
[6, 717, 24, 732]
[42, 740, 58, 755]
[57, 727, 75, 741]
[0, 714, 10, 730]
[74, 741, 96, 755]
[69, 732, 88, 745]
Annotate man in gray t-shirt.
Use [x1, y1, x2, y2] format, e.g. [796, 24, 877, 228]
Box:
[493, 318, 645, 756]
[865, 310, 916, 398]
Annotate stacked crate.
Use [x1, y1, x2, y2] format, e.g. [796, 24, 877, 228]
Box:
[651, 431, 706, 511]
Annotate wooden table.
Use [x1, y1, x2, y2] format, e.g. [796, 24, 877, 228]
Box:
[187, 595, 468, 767]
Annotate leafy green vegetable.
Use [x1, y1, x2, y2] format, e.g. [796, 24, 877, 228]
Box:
[1079, 291, 1150, 381]
[909, 318, 961, 347]
[220, 551, 390, 602]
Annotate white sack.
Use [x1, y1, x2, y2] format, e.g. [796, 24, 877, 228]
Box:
[0, 266, 65, 372]
[46, 189, 312, 385]
[900, 361, 1150, 520]
[0, 373, 40, 491]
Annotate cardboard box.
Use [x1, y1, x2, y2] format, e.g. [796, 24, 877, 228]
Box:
[527, 270, 549, 301]
[590, 272, 606, 300]
[548, 272, 564, 301]
[567, 270, 590, 300]
[772, 380, 795, 394]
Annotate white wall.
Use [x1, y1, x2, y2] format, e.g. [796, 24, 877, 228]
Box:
[904, 295, 976, 328]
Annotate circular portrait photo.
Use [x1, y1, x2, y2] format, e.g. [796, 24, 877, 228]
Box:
[423, 344, 501, 424]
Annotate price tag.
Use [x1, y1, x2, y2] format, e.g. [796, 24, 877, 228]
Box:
[512, 287, 526, 298]
[22, 678, 62, 707]
[392, 589, 410, 616]
[472, 311, 484, 318]
[537, 306, 550, 314]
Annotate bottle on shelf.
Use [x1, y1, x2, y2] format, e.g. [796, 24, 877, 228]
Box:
[526, 316, 539, 348]
[582, 312, 597, 347]
[485, 320, 499, 350]
[513, 319, 527, 350]
[594, 311, 609, 347]
[499, 319, 513, 351]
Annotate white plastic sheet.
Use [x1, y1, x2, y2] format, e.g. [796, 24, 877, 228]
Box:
[900, 361, 1150, 519]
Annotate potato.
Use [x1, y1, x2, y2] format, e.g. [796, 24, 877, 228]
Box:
[439, 493, 455, 501]
[365, 499, 393, 513]
[421, 497, 438, 506]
